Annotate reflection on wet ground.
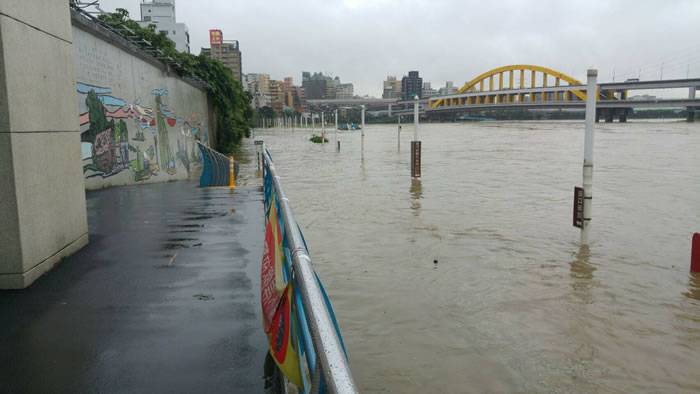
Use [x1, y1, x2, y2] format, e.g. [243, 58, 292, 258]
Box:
[0, 179, 268, 393]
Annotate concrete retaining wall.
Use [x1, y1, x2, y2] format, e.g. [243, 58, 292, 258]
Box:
[72, 14, 212, 190]
[0, 1, 88, 288]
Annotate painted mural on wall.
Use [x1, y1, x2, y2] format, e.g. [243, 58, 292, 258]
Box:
[77, 82, 207, 182]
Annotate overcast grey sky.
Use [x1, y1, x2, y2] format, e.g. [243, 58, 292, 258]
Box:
[97, 0, 700, 96]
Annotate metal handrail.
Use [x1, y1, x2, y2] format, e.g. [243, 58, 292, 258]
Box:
[262, 149, 358, 394]
[197, 142, 236, 187]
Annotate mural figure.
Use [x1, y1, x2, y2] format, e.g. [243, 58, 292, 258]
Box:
[77, 82, 206, 183]
[153, 89, 177, 175]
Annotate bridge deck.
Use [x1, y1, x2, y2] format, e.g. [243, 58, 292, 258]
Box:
[0, 180, 267, 393]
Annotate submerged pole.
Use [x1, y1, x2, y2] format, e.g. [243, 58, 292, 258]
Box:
[413, 95, 419, 141]
[335, 109, 339, 150]
[581, 69, 597, 245]
[411, 95, 421, 178]
[361, 105, 365, 149]
[398, 114, 401, 151]
[321, 112, 326, 143]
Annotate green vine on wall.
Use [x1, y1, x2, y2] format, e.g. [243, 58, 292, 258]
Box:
[98, 8, 253, 154]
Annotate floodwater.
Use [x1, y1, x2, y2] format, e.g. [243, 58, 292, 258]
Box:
[245, 121, 700, 393]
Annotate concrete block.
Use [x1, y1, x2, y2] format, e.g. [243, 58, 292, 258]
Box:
[0, 133, 22, 275]
[0, 233, 88, 289]
[0, 14, 78, 133]
[9, 131, 88, 274]
[0, 0, 73, 43]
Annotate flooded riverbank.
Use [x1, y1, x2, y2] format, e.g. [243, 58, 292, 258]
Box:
[250, 121, 700, 393]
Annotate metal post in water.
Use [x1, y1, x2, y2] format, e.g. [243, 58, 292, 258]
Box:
[398, 114, 401, 151]
[321, 112, 326, 143]
[334, 109, 339, 149]
[411, 95, 421, 178]
[361, 105, 365, 137]
[312, 113, 315, 132]
[581, 69, 597, 245]
[413, 95, 419, 141]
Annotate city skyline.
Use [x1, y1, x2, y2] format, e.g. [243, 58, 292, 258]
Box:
[98, 0, 700, 97]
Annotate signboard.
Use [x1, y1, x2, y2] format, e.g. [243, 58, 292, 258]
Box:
[573, 186, 584, 228]
[209, 29, 223, 46]
[254, 140, 264, 145]
[411, 141, 422, 178]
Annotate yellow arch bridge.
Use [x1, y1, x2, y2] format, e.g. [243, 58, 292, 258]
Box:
[429, 64, 619, 110]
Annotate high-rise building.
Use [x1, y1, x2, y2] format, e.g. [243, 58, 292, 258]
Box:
[401, 71, 422, 100]
[336, 83, 354, 99]
[301, 72, 352, 100]
[302, 72, 330, 100]
[382, 76, 402, 99]
[268, 80, 285, 114]
[201, 30, 243, 83]
[438, 81, 459, 96]
[278, 77, 306, 112]
[422, 82, 436, 98]
[138, 0, 190, 53]
[244, 73, 277, 109]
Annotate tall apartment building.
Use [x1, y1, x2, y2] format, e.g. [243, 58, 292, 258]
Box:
[382, 76, 402, 99]
[246, 73, 270, 96]
[302, 72, 330, 100]
[438, 81, 458, 96]
[401, 71, 423, 100]
[422, 82, 436, 98]
[138, 0, 190, 53]
[301, 72, 352, 100]
[336, 83, 354, 99]
[279, 77, 306, 112]
[244, 73, 271, 108]
[268, 80, 285, 114]
[201, 30, 242, 83]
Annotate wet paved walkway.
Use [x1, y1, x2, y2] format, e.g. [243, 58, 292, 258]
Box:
[0, 180, 267, 393]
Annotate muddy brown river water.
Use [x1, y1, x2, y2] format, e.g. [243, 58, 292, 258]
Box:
[242, 121, 700, 393]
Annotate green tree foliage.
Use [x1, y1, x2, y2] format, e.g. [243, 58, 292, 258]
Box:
[98, 8, 252, 154]
[84, 89, 110, 143]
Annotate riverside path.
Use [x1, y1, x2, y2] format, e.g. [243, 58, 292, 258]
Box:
[0, 177, 268, 392]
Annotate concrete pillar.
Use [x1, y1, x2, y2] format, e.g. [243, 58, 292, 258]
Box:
[605, 109, 614, 123]
[688, 87, 696, 122]
[0, 1, 88, 288]
[619, 109, 628, 123]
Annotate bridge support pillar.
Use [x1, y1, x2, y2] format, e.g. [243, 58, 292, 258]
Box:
[0, 1, 88, 288]
[688, 87, 696, 122]
[619, 109, 628, 123]
[605, 109, 614, 123]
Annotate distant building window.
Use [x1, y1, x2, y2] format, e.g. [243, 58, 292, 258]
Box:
[143, 16, 151, 21]
[148, 9, 151, 12]
[173, 30, 176, 35]
[159, 30, 168, 36]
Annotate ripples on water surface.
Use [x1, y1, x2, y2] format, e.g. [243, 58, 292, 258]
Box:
[244, 121, 700, 393]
